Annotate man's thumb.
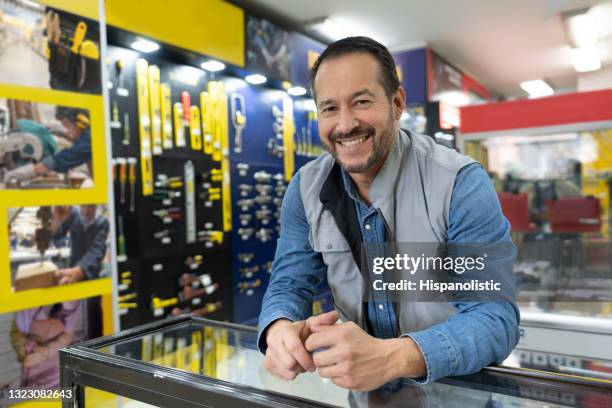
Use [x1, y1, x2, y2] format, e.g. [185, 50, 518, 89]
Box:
[309, 310, 338, 327]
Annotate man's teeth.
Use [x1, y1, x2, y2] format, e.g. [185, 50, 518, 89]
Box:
[339, 136, 366, 147]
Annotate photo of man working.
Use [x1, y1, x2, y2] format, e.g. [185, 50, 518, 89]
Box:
[258, 36, 519, 391]
[3, 106, 92, 186]
[51, 202, 109, 339]
[10, 201, 109, 339]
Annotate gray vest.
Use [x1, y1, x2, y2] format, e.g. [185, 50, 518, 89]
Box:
[299, 129, 475, 334]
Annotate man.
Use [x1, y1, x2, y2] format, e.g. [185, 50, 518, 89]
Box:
[258, 36, 519, 391]
[3, 107, 91, 183]
[51, 202, 109, 338]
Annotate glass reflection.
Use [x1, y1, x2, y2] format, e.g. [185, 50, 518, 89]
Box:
[94, 321, 579, 407]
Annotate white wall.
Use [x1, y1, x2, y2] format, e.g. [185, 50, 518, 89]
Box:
[577, 67, 612, 92]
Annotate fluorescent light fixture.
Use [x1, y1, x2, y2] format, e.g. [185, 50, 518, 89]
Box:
[438, 91, 471, 107]
[21, 0, 45, 9]
[307, 17, 357, 41]
[566, 12, 598, 48]
[201, 60, 225, 72]
[520, 79, 554, 98]
[287, 86, 307, 96]
[245, 74, 267, 85]
[131, 39, 159, 53]
[571, 46, 602, 72]
[293, 98, 317, 112]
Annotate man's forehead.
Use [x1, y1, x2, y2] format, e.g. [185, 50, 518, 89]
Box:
[314, 53, 383, 102]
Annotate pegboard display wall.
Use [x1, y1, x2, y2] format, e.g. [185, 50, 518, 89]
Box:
[107, 45, 231, 327]
[106, 45, 332, 329]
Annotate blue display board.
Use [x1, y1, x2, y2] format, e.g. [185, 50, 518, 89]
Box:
[224, 79, 331, 324]
[393, 48, 428, 105]
[289, 32, 326, 89]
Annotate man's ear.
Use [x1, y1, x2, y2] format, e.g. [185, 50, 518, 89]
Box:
[392, 87, 406, 120]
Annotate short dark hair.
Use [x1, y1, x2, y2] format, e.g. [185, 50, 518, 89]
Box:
[55, 106, 88, 122]
[55, 107, 90, 128]
[309, 36, 400, 100]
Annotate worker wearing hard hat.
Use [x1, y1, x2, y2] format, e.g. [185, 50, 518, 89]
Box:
[51, 195, 108, 339]
[3, 107, 91, 184]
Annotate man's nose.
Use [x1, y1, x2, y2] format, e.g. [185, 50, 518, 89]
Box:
[336, 108, 358, 135]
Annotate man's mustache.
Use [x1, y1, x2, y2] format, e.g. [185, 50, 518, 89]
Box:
[330, 126, 375, 142]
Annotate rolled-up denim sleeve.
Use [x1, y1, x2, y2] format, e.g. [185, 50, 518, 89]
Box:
[257, 171, 326, 353]
[43, 130, 91, 173]
[402, 163, 520, 383]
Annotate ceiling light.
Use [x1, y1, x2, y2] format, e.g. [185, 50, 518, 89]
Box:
[201, 60, 225, 72]
[565, 11, 598, 48]
[571, 46, 602, 72]
[307, 17, 356, 41]
[438, 91, 471, 107]
[131, 39, 159, 53]
[21, 0, 45, 9]
[245, 74, 267, 85]
[520, 80, 554, 98]
[287, 86, 307, 96]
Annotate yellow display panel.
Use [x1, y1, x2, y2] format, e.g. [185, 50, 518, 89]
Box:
[0, 85, 112, 314]
[102, 293, 114, 335]
[106, 0, 244, 67]
[39, 0, 99, 20]
[0, 278, 112, 314]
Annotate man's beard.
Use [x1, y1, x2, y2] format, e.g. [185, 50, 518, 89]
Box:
[326, 115, 394, 174]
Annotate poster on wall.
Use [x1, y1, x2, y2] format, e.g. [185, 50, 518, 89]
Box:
[8, 204, 111, 291]
[245, 15, 292, 82]
[288, 31, 324, 89]
[1, 98, 95, 190]
[0, 1, 112, 401]
[429, 50, 463, 101]
[0, 296, 103, 395]
[0, 0, 101, 94]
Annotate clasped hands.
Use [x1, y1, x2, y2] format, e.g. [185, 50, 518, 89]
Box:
[263, 311, 427, 391]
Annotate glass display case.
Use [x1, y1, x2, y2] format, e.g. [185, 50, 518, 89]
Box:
[459, 126, 612, 380]
[60, 315, 612, 407]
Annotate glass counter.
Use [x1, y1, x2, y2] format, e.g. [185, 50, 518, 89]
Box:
[60, 316, 612, 407]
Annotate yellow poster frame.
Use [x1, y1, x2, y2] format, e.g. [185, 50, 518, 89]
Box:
[0, 83, 112, 314]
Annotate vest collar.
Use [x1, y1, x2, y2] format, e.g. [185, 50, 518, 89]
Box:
[369, 129, 410, 236]
[319, 163, 363, 269]
[319, 129, 410, 242]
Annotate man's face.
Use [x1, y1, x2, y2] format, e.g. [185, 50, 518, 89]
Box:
[314, 52, 404, 176]
[59, 118, 81, 141]
[80, 205, 97, 223]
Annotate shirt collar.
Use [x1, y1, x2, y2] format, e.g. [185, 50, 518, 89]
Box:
[339, 129, 407, 207]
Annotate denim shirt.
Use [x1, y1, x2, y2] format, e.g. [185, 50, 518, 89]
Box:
[258, 162, 520, 384]
[53, 207, 109, 280]
[42, 127, 92, 173]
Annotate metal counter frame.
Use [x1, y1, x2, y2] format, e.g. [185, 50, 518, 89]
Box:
[60, 315, 612, 408]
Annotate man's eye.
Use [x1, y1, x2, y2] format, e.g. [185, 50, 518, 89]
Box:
[322, 106, 336, 113]
[356, 100, 371, 106]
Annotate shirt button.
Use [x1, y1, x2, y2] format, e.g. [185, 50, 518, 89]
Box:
[378, 304, 384, 310]
[326, 244, 332, 249]
[365, 224, 371, 230]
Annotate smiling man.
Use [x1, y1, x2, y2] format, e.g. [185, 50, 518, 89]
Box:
[258, 36, 519, 391]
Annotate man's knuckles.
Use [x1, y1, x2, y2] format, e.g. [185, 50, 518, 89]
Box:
[285, 339, 303, 355]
